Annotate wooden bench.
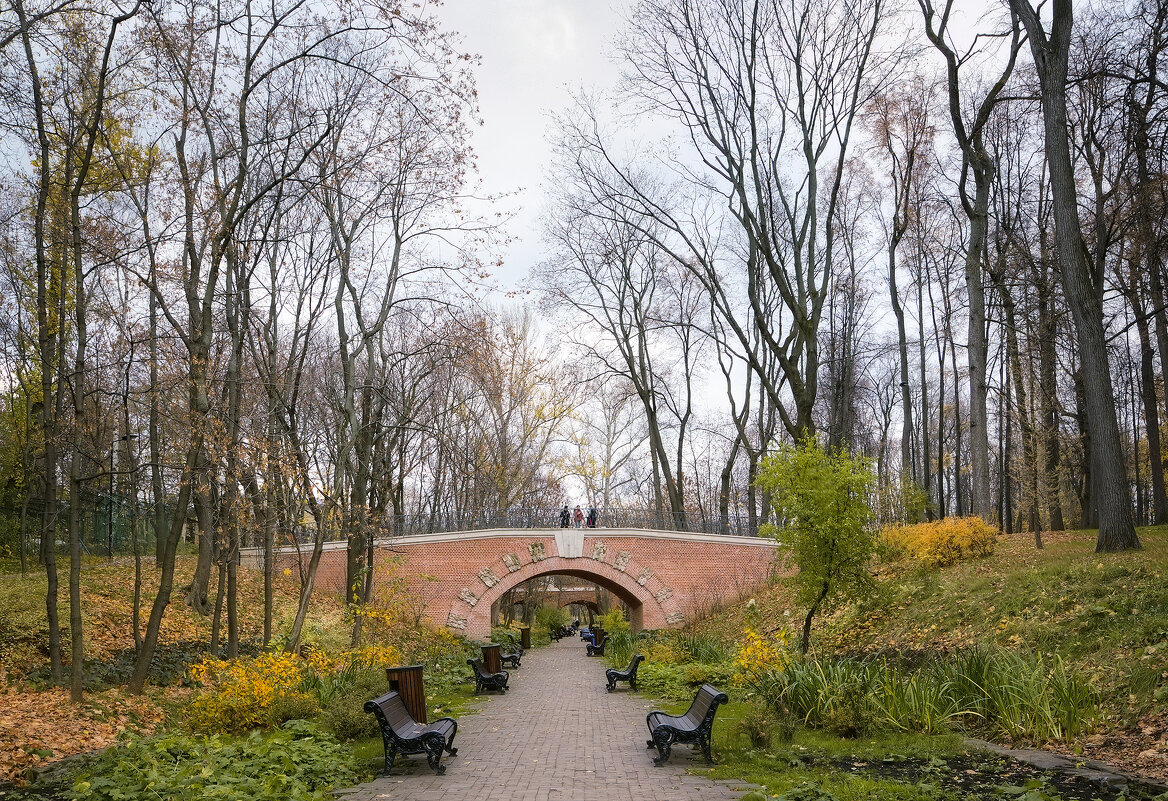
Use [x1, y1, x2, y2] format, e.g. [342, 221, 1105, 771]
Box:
[645, 684, 728, 765]
[467, 657, 509, 693]
[585, 630, 607, 657]
[605, 653, 645, 692]
[364, 691, 458, 775]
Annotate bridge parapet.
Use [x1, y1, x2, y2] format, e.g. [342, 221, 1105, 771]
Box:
[275, 508, 762, 546]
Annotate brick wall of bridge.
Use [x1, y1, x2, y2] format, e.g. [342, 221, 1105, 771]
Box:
[268, 528, 779, 639]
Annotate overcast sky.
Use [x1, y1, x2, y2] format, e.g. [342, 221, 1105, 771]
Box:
[435, 0, 630, 291]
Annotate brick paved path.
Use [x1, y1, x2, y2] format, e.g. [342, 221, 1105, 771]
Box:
[340, 639, 750, 801]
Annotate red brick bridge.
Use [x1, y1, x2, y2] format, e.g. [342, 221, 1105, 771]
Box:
[265, 528, 780, 639]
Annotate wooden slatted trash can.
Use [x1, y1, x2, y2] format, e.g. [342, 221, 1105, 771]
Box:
[385, 664, 427, 724]
[518, 625, 531, 650]
[481, 643, 502, 675]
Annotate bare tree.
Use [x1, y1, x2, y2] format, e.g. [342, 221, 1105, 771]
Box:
[1009, 0, 1139, 551]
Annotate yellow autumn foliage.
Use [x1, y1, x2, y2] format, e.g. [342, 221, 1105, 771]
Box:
[880, 516, 998, 568]
[187, 643, 404, 733]
[188, 652, 308, 733]
[733, 627, 790, 684]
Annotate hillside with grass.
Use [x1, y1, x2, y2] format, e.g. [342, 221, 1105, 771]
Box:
[691, 526, 1168, 781]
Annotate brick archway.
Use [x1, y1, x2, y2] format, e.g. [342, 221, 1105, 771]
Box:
[256, 527, 780, 640]
[450, 554, 680, 638]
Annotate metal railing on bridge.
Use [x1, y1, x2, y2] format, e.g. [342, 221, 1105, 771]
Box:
[361, 508, 763, 540]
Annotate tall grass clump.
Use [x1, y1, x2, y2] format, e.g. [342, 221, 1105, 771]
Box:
[743, 644, 1097, 742]
[674, 631, 732, 663]
[604, 630, 636, 667]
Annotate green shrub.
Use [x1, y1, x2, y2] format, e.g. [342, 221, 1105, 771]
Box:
[490, 626, 522, 648]
[674, 631, 732, 664]
[531, 605, 570, 645]
[737, 706, 776, 749]
[67, 721, 359, 801]
[271, 692, 322, 724]
[319, 667, 384, 741]
[636, 662, 692, 700]
[682, 661, 735, 688]
[756, 437, 876, 654]
[598, 608, 630, 634]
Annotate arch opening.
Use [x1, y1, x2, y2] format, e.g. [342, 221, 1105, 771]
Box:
[494, 577, 615, 628]
[455, 555, 664, 639]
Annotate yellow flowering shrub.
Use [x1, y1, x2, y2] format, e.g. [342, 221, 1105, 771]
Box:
[343, 643, 402, 669]
[733, 627, 790, 685]
[188, 652, 310, 733]
[645, 641, 684, 665]
[880, 516, 998, 568]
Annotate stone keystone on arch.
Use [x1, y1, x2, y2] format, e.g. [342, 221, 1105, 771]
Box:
[529, 542, 547, 562]
[590, 542, 607, 562]
[613, 551, 631, 572]
[477, 567, 500, 588]
[458, 588, 479, 606]
[501, 553, 521, 572]
[636, 567, 653, 586]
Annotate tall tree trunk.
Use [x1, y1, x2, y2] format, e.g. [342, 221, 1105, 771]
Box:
[1036, 254, 1065, 531]
[997, 276, 1042, 544]
[67, 147, 85, 704]
[889, 240, 915, 491]
[1073, 370, 1097, 529]
[128, 442, 198, 694]
[17, 0, 63, 685]
[1134, 297, 1167, 524]
[917, 269, 932, 519]
[1011, 0, 1139, 551]
[966, 196, 993, 522]
[150, 290, 165, 565]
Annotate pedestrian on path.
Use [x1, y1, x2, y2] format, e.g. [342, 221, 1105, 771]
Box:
[573, 505, 584, 528]
[559, 505, 571, 527]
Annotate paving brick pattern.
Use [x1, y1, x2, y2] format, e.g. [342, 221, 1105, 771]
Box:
[340, 639, 750, 801]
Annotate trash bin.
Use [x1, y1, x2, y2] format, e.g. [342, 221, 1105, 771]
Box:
[518, 624, 531, 650]
[385, 664, 427, 723]
[481, 643, 502, 674]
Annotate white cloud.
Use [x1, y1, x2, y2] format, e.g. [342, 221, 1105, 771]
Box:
[437, 0, 628, 286]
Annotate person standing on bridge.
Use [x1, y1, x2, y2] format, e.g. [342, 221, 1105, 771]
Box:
[573, 505, 584, 528]
[560, 505, 571, 527]
[586, 507, 598, 528]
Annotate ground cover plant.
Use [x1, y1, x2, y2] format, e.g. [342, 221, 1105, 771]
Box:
[64, 721, 357, 801]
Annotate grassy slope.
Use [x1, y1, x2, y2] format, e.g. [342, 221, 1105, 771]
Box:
[0, 553, 351, 675]
[685, 525, 1168, 791]
[700, 527, 1168, 725]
